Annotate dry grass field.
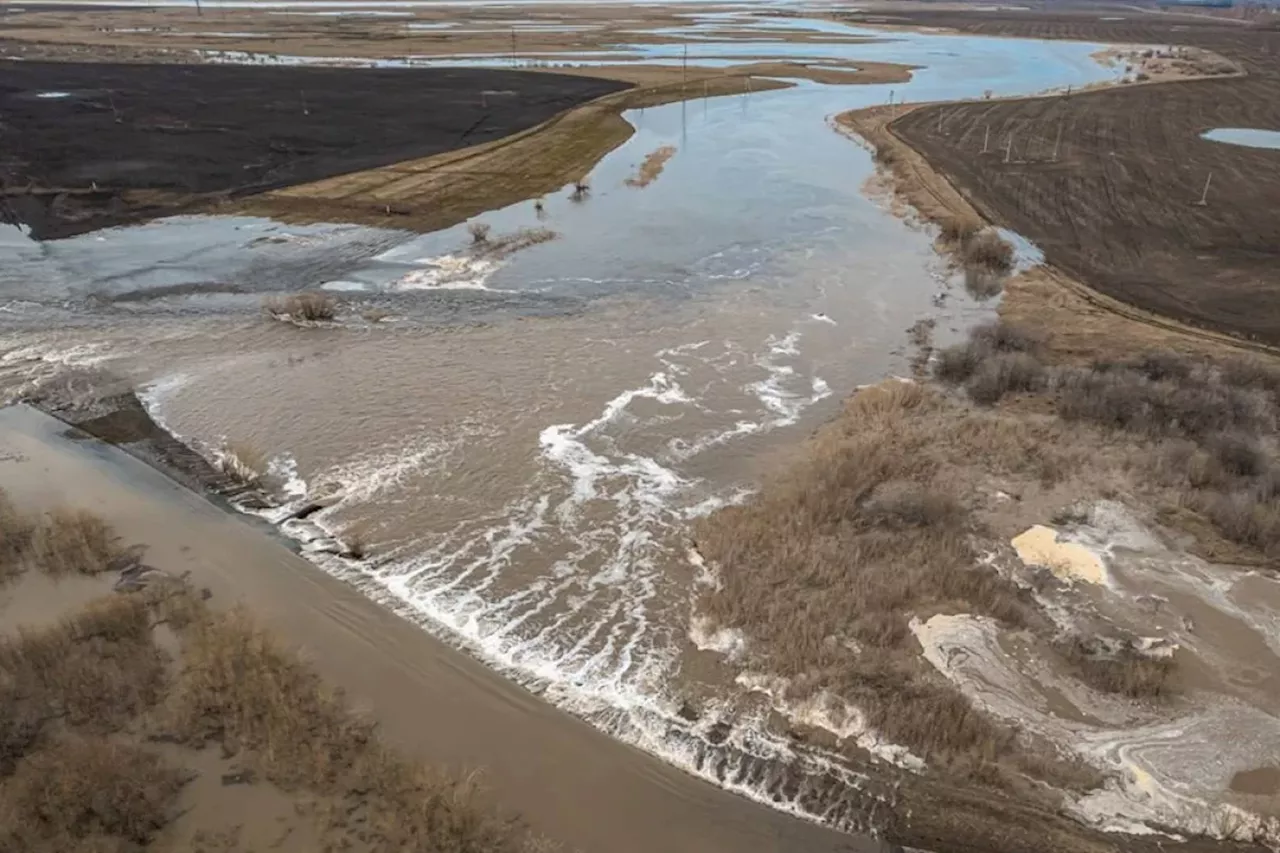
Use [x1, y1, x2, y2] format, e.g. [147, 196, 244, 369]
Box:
[863, 11, 1280, 344]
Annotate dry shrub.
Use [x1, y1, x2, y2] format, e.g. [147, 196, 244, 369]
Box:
[935, 321, 1041, 388]
[939, 215, 982, 245]
[468, 221, 492, 244]
[161, 607, 369, 790]
[697, 381, 1061, 779]
[965, 352, 1045, 405]
[1195, 491, 1280, 556]
[1058, 638, 1176, 700]
[1207, 432, 1266, 478]
[28, 507, 121, 579]
[0, 595, 165, 736]
[263, 292, 337, 322]
[1220, 356, 1280, 397]
[0, 736, 184, 851]
[0, 490, 33, 585]
[162, 608, 537, 852]
[962, 230, 1014, 272]
[1054, 366, 1265, 440]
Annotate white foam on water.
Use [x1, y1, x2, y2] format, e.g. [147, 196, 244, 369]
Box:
[36, 91, 72, 99]
[391, 254, 502, 291]
[689, 614, 747, 661]
[748, 331, 832, 427]
[170, 321, 878, 831]
[736, 672, 926, 771]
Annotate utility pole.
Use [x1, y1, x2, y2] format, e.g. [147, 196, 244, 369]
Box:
[511, 28, 517, 67]
[682, 43, 688, 90]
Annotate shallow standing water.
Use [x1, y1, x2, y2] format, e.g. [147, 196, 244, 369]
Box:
[0, 12, 1126, 830]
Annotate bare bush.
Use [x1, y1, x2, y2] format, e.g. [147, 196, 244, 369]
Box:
[1058, 637, 1177, 700]
[695, 382, 1071, 780]
[965, 352, 1046, 405]
[0, 595, 165, 735]
[962, 230, 1014, 272]
[28, 507, 122, 579]
[935, 321, 1043, 395]
[1220, 356, 1280, 396]
[263, 292, 337, 323]
[0, 490, 33, 584]
[161, 607, 539, 852]
[939, 215, 982, 245]
[1208, 432, 1266, 478]
[0, 736, 184, 850]
[467, 221, 492, 244]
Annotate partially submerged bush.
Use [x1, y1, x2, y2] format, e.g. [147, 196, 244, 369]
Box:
[1058, 637, 1177, 700]
[939, 215, 982, 245]
[467, 221, 491, 244]
[217, 440, 268, 485]
[263, 292, 337, 322]
[962, 230, 1014, 272]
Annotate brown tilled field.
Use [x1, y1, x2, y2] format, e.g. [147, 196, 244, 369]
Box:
[852, 10, 1280, 345]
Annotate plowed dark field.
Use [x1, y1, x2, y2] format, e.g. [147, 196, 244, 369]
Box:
[850, 10, 1280, 344]
[0, 61, 627, 240]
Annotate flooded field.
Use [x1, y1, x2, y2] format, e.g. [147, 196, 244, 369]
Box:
[4, 6, 1276, 848]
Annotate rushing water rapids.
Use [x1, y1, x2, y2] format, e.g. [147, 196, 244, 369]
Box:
[0, 11, 1132, 833]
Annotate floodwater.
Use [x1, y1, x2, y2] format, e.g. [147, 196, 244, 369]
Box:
[0, 12, 1128, 837]
[1201, 127, 1280, 150]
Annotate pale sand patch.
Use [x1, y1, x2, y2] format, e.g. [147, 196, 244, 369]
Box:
[1012, 524, 1109, 586]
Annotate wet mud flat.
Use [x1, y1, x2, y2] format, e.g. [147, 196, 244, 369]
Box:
[853, 10, 1280, 345]
[0, 60, 628, 239]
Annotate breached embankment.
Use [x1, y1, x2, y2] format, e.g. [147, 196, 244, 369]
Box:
[0, 400, 881, 853]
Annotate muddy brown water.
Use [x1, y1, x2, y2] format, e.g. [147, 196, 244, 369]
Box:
[0, 404, 880, 853]
[0, 11, 1132, 840]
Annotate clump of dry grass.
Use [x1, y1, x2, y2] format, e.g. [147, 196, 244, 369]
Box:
[28, 507, 122, 579]
[964, 231, 1014, 273]
[625, 145, 677, 188]
[161, 607, 539, 852]
[0, 736, 185, 852]
[941, 321, 1280, 559]
[938, 214, 982, 246]
[0, 594, 166, 739]
[468, 221, 492, 244]
[474, 227, 558, 261]
[0, 490, 34, 585]
[965, 352, 1046, 405]
[697, 381, 1089, 782]
[1057, 637, 1177, 700]
[263, 292, 337, 323]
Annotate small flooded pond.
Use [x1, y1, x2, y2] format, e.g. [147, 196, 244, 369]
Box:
[1201, 127, 1280, 151]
